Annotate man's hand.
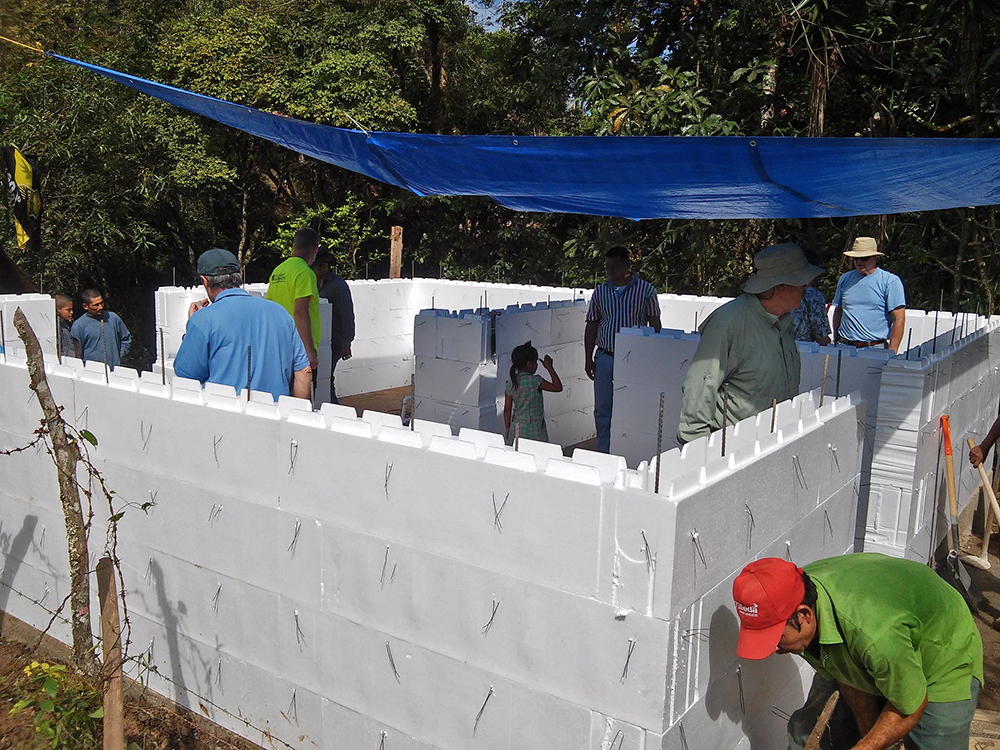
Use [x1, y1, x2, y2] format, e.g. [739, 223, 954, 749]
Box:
[585, 358, 596, 380]
[341, 344, 353, 361]
[188, 299, 210, 318]
[970, 444, 986, 468]
[307, 349, 319, 370]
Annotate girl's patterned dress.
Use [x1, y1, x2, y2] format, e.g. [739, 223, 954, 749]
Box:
[505, 372, 548, 445]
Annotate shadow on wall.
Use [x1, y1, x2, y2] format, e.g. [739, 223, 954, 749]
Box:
[0, 515, 39, 631]
[148, 559, 190, 708]
[705, 604, 807, 749]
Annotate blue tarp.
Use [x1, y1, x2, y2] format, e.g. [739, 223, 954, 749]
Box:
[52, 53, 1000, 221]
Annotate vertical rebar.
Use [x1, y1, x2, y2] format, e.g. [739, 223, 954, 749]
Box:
[835, 349, 843, 396]
[932, 308, 939, 354]
[159, 328, 166, 385]
[771, 398, 777, 433]
[820, 354, 830, 408]
[905, 330, 912, 360]
[721, 382, 730, 457]
[654, 392, 665, 494]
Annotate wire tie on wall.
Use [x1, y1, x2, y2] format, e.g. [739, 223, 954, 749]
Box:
[824, 509, 834, 537]
[287, 519, 301, 553]
[40, 586, 49, 606]
[691, 530, 707, 568]
[828, 443, 840, 471]
[288, 440, 298, 474]
[641, 530, 655, 573]
[744, 504, 755, 551]
[212, 583, 222, 612]
[378, 731, 386, 750]
[216, 659, 222, 686]
[208, 503, 222, 523]
[792, 455, 808, 489]
[140, 420, 153, 452]
[213, 434, 223, 465]
[390, 563, 397, 582]
[144, 557, 153, 583]
[39, 526, 45, 547]
[785, 541, 792, 561]
[679, 721, 689, 750]
[620, 638, 636, 682]
[473, 685, 494, 735]
[771, 706, 792, 721]
[492, 492, 509, 532]
[380, 546, 390, 588]
[610, 729, 624, 750]
[737, 665, 745, 714]
[385, 641, 400, 682]
[148, 489, 158, 509]
[287, 689, 297, 723]
[482, 598, 500, 635]
[384, 462, 393, 500]
[681, 628, 710, 643]
[294, 609, 306, 647]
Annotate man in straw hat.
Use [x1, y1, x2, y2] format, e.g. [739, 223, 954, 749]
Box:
[677, 243, 822, 444]
[733, 555, 982, 749]
[832, 237, 906, 353]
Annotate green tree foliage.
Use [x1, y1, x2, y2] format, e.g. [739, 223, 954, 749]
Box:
[2, 0, 1000, 368]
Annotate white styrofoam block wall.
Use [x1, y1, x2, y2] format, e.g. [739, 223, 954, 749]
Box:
[0, 332, 866, 750]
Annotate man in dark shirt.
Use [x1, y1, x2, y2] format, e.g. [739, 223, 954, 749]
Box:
[312, 250, 355, 404]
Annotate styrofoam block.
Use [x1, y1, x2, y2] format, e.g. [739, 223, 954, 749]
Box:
[320, 402, 358, 421]
[0, 555, 72, 644]
[544, 458, 602, 485]
[457, 427, 505, 457]
[514, 437, 565, 471]
[428, 434, 480, 460]
[319, 523, 670, 729]
[412, 397, 486, 433]
[412, 313, 437, 359]
[546, 406, 597, 448]
[414, 356, 496, 408]
[411, 418, 453, 441]
[321, 698, 438, 750]
[378, 426, 423, 448]
[329, 415, 374, 438]
[363, 410, 404, 435]
[436, 314, 489, 363]
[571, 448, 627, 484]
[483, 446, 537, 472]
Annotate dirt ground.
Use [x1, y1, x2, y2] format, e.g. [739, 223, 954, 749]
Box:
[963, 530, 1000, 711]
[0, 617, 261, 749]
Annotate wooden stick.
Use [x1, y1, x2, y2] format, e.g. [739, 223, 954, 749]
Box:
[96, 557, 124, 750]
[820, 354, 830, 407]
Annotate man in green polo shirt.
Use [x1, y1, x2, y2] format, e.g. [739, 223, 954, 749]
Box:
[266, 227, 321, 378]
[733, 554, 983, 749]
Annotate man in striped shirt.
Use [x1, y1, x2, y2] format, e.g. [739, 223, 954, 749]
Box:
[585, 247, 661, 453]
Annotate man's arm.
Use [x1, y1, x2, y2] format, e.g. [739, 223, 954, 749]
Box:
[970, 415, 1000, 467]
[676, 322, 729, 444]
[888, 307, 905, 353]
[172, 325, 209, 383]
[584, 321, 599, 380]
[291, 367, 312, 400]
[337, 280, 355, 359]
[832, 306, 842, 343]
[293, 297, 319, 370]
[117, 316, 132, 357]
[852, 692, 927, 750]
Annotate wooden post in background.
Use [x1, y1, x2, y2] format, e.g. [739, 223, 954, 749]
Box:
[390, 226, 403, 279]
[96, 556, 124, 750]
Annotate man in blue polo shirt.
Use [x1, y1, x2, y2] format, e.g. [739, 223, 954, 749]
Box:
[584, 246, 661, 453]
[832, 237, 906, 353]
[174, 248, 311, 402]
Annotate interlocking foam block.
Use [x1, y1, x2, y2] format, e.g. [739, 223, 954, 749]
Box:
[415, 357, 497, 408]
[319, 522, 670, 729]
[321, 698, 438, 750]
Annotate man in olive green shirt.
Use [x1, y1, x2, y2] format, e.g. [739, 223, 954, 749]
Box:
[677, 243, 823, 444]
[266, 227, 321, 376]
[733, 555, 983, 749]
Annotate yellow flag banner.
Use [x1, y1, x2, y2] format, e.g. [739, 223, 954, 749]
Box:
[3, 146, 42, 253]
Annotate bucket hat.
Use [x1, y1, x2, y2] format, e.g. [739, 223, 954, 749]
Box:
[744, 243, 823, 294]
[843, 237, 884, 258]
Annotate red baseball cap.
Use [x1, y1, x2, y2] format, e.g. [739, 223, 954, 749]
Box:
[732, 558, 805, 659]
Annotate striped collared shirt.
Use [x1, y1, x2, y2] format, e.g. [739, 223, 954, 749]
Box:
[586, 274, 660, 353]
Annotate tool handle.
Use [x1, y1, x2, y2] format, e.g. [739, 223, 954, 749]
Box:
[942, 416, 959, 518]
[968, 437, 1000, 527]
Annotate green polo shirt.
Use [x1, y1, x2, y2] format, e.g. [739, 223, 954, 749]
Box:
[801, 553, 983, 715]
[266, 256, 320, 350]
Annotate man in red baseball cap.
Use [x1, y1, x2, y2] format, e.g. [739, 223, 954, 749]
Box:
[733, 554, 982, 749]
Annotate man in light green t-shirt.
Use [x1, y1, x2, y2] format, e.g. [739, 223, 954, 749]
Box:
[266, 227, 321, 376]
[733, 554, 983, 749]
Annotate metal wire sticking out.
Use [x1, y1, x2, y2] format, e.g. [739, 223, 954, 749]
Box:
[737, 665, 745, 714]
[691, 530, 707, 568]
[288, 440, 298, 474]
[620, 639, 636, 682]
[744, 504, 756, 552]
[473, 686, 494, 735]
[482, 598, 500, 635]
[641, 530, 655, 573]
[384, 462, 393, 500]
[385, 641, 400, 682]
[287, 519, 301, 553]
[492, 492, 508, 532]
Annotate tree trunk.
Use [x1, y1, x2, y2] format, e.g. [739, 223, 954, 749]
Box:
[13, 309, 98, 676]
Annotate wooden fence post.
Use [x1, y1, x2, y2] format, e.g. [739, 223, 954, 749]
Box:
[96, 556, 124, 750]
[390, 225, 403, 279]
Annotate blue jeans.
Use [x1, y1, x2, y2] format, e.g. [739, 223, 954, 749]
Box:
[594, 349, 614, 453]
[788, 673, 980, 750]
[329, 353, 343, 405]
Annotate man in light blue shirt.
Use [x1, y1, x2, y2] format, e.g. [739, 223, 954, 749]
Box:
[70, 289, 131, 368]
[174, 248, 311, 402]
[832, 237, 906, 353]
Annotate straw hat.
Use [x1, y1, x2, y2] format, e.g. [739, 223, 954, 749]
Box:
[843, 237, 884, 258]
[744, 243, 823, 294]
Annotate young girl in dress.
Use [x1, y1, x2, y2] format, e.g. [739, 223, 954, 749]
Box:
[504, 341, 563, 446]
